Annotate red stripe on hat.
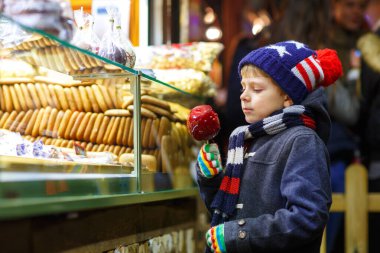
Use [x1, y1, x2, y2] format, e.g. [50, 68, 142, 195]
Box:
[305, 57, 320, 88]
[296, 63, 313, 91]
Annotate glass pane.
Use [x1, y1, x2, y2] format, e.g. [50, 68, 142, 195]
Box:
[0, 14, 202, 203]
[0, 15, 139, 199]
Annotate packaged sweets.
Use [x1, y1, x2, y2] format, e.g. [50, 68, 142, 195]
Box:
[72, 8, 100, 53]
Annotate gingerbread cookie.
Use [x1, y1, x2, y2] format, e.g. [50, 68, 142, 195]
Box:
[69, 111, 85, 140]
[95, 115, 110, 144]
[107, 117, 121, 145]
[16, 109, 33, 135]
[14, 84, 27, 111]
[122, 117, 131, 146]
[64, 110, 79, 139]
[18, 84, 33, 110]
[31, 108, 45, 137]
[52, 110, 64, 138]
[39, 106, 52, 136]
[103, 116, 115, 145]
[86, 86, 100, 113]
[92, 84, 108, 112]
[83, 113, 97, 142]
[78, 86, 92, 112]
[9, 111, 25, 132]
[141, 95, 170, 110]
[89, 113, 104, 143]
[70, 87, 84, 111]
[57, 110, 72, 138]
[46, 108, 58, 137]
[24, 110, 39, 136]
[64, 87, 77, 111]
[2, 85, 14, 112]
[116, 117, 126, 146]
[76, 112, 92, 141]
[0, 86, 6, 111]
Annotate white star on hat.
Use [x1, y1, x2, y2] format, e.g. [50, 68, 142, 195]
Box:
[286, 41, 306, 49]
[267, 45, 292, 57]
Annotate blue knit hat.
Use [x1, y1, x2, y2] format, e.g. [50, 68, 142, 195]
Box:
[238, 40, 343, 104]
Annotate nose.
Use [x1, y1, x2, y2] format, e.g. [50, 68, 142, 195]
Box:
[240, 90, 249, 101]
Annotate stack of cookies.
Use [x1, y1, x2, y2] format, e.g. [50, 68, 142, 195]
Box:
[11, 36, 114, 75]
[0, 79, 194, 172]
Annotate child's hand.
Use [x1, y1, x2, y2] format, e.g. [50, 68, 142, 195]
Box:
[197, 143, 223, 178]
[206, 224, 227, 253]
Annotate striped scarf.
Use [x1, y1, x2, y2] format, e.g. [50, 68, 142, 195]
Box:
[209, 105, 316, 227]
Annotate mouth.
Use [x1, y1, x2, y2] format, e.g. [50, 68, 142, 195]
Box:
[242, 108, 253, 113]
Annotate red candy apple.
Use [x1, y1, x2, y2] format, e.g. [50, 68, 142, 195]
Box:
[187, 105, 220, 141]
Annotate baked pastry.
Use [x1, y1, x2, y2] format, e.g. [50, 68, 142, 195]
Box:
[119, 153, 157, 172]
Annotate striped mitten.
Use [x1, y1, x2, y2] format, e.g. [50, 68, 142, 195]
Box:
[197, 143, 223, 178]
[206, 224, 227, 253]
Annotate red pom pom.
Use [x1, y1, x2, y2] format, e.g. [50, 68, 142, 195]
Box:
[316, 49, 343, 87]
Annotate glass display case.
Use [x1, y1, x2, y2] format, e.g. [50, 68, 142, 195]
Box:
[0, 14, 202, 220]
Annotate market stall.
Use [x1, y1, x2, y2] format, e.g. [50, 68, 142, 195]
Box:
[0, 1, 222, 250]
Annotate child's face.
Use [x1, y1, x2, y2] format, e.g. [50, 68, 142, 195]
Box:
[240, 67, 291, 124]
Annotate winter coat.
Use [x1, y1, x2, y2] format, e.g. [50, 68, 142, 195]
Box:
[197, 88, 332, 253]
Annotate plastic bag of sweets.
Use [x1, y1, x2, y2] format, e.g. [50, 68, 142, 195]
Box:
[72, 8, 100, 53]
[113, 12, 136, 68]
[97, 7, 128, 66]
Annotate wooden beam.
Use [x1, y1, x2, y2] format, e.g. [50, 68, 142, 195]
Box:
[331, 193, 380, 212]
[345, 163, 368, 253]
[368, 194, 380, 212]
[331, 194, 345, 212]
[321, 229, 327, 253]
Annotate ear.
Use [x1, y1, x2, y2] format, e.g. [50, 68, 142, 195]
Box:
[283, 95, 294, 107]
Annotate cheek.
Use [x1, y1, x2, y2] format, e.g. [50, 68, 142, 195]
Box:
[253, 94, 273, 107]
[258, 95, 284, 115]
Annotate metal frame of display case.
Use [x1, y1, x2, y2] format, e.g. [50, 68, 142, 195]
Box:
[0, 14, 202, 220]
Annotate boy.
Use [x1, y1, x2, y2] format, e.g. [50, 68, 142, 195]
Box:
[196, 41, 343, 253]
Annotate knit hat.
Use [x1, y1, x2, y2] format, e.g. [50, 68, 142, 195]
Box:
[238, 40, 343, 104]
